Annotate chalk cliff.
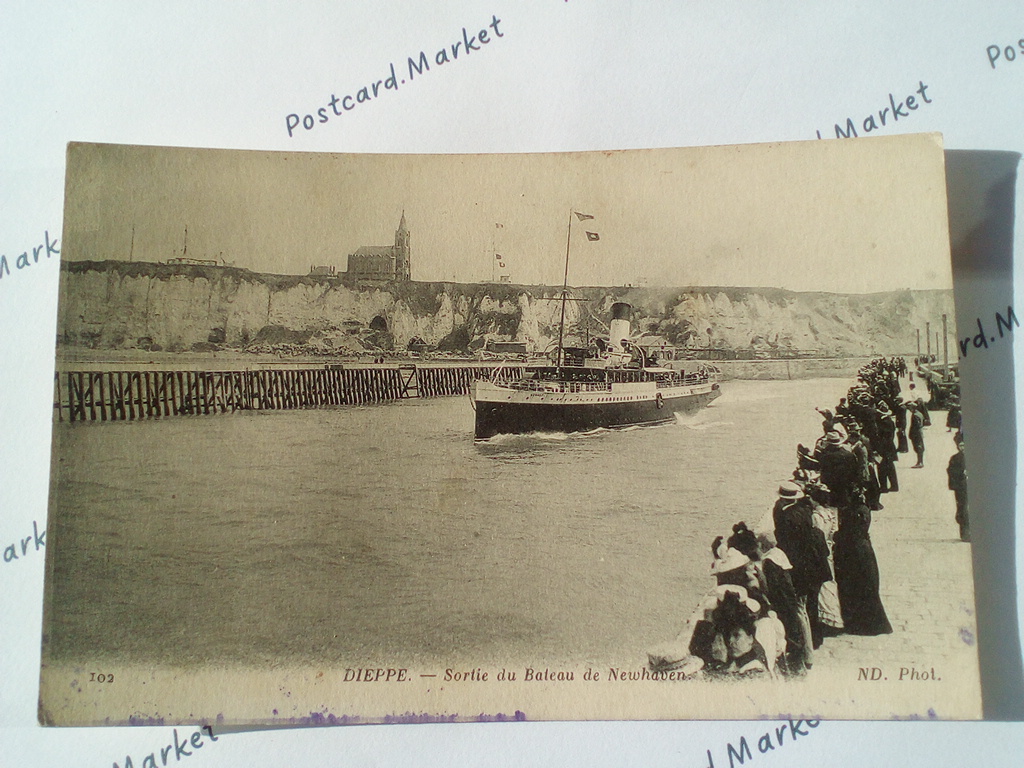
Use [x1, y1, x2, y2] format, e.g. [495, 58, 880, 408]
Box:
[57, 261, 955, 357]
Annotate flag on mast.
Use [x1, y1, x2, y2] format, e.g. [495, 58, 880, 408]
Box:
[573, 212, 599, 240]
[495, 253, 505, 268]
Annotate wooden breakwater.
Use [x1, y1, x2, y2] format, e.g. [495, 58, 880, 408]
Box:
[53, 365, 515, 423]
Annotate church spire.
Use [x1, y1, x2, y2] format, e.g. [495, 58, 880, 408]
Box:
[394, 210, 410, 281]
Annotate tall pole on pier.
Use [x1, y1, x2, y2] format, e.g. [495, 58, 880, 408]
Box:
[926, 321, 931, 356]
[917, 329, 921, 355]
[942, 314, 949, 376]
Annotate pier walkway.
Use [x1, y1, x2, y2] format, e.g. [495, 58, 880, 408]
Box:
[815, 415, 979, 679]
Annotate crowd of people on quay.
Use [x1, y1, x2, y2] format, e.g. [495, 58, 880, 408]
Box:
[648, 357, 968, 680]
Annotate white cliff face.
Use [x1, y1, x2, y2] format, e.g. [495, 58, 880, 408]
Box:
[516, 292, 541, 347]
[57, 261, 955, 356]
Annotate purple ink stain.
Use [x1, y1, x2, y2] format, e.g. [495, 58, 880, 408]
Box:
[927, 709, 938, 719]
[289, 712, 362, 726]
[126, 715, 167, 726]
[960, 628, 975, 645]
[475, 711, 527, 722]
[383, 712, 459, 724]
[265, 710, 527, 726]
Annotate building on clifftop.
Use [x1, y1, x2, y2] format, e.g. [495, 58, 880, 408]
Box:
[345, 213, 411, 282]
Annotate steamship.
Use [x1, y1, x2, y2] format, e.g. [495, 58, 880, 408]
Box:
[472, 301, 721, 439]
[472, 211, 721, 439]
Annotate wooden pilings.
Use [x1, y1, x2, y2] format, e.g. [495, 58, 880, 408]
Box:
[53, 365, 511, 423]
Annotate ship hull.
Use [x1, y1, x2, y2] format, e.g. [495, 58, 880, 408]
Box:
[473, 381, 721, 439]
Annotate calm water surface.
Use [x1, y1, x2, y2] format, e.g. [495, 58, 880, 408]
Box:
[47, 378, 849, 668]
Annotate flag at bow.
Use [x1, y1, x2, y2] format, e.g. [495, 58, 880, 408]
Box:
[574, 211, 594, 221]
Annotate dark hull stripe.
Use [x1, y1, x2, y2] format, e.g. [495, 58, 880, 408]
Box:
[474, 389, 721, 439]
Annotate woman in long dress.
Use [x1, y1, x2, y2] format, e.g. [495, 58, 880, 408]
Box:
[832, 491, 893, 635]
[809, 500, 844, 636]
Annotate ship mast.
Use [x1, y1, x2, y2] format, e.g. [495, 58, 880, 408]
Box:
[556, 209, 573, 368]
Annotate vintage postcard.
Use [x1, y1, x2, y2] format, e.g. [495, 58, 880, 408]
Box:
[40, 135, 981, 725]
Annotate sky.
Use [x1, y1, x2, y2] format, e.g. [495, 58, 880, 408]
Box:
[62, 134, 954, 293]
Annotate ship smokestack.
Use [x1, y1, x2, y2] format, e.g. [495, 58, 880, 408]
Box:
[609, 302, 632, 350]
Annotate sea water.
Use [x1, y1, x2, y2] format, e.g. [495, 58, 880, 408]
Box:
[46, 378, 849, 669]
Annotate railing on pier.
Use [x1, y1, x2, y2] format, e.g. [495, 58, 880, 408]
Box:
[915, 362, 960, 408]
[52, 365, 518, 423]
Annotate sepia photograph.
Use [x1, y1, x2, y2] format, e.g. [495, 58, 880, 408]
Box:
[39, 135, 981, 725]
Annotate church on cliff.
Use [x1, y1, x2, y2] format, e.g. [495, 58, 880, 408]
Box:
[345, 213, 411, 281]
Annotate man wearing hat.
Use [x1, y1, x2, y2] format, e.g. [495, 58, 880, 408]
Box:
[908, 381, 931, 427]
[773, 481, 831, 658]
[816, 430, 859, 509]
[947, 433, 969, 542]
[894, 397, 909, 454]
[847, 423, 882, 511]
[946, 397, 962, 432]
[875, 401, 899, 493]
[908, 400, 926, 468]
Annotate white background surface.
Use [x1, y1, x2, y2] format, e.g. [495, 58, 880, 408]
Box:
[2, 1, 1023, 764]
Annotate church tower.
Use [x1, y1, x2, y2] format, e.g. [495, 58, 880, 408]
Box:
[394, 211, 410, 281]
